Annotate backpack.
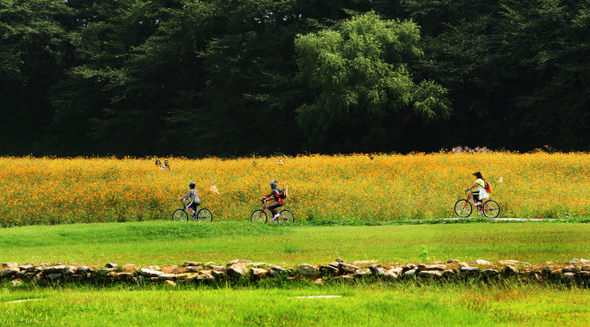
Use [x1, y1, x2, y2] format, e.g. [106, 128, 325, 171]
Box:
[277, 188, 287, 199]
[484, 180, 492, 194]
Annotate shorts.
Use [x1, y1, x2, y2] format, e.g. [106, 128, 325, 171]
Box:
[268, 202, 283, 213]
[187, 201, 200, 211]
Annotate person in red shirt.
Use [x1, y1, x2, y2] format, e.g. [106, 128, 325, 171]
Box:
[260, 180, 285, 222]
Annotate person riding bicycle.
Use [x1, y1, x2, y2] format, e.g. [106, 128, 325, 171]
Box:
[260, 180, 284, 222]
[466, 171, 489, 213]
[180, 182, 201, 215]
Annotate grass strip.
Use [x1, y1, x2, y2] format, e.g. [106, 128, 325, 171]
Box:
[1, 283, 589, 326]
[2, 221, 589, 267]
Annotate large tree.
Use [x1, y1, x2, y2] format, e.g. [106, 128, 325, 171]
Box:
[50, 0, 184, 156]
[499, 0, 590, 150]
[403, 0, 590, 151]
[188, 0, 314, 157]
[0, 0, 74, 155]
[294, 11, 450, 153]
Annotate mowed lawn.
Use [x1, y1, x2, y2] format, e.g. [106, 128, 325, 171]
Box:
[3, 284, 590, 326]
[1, 221, 589, 267]
[3, 221, 590, 326]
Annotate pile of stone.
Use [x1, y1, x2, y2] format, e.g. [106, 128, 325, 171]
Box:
[2, 258, 589, 287]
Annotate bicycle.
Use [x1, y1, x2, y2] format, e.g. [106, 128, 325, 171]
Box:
[454, 192, 501, 218]
[251, 199, 294, 223]
[172, 200, 213, 222]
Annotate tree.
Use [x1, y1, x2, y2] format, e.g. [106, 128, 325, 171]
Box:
[167, 0, 311, 157]
[410, 9, 509, 150]
[0, 0, 74, 155]
[52, 0, 311, 157]
[404, 0, 590, 151]
[498, 0, 590, 150]
[50, 0, 184, 156]
[294, 12, 450, 153]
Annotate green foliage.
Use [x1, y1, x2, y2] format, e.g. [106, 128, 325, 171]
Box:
[498, 0, 590, 150]
[408, 0, 590, 151]
[50, 0, 186, 156]
[295, 12, 450, 152]
[0, 0, 75, 155]
[1, 0, 590, 156]
[420, 245, 429, 261]
[188, 0, 309, 156]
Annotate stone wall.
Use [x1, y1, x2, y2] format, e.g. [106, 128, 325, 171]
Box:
[2, 258, 590, 287]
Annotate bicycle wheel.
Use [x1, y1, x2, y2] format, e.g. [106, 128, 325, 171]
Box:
[454, 199, 472, 218]
[172, 209, 188, 222]
[196, 208, 213, 222]
[251, 210, 267, 223]
[482, 200, 501, 218]
[278, 210, 294, 223]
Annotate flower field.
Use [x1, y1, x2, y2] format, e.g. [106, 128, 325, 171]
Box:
[1, 152, 589, 227]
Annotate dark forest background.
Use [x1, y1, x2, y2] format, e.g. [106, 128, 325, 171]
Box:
[1, 0, 589, 157]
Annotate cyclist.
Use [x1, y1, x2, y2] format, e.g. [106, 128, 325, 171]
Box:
[260, 180, 284, 222]
[180, 182, 201, 215]
[466, 171, 489, 213]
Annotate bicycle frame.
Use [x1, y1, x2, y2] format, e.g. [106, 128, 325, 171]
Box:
[251, 199, 294, 223]
[465, 192, 486, 210]
[181, 199, 198, 215]
[465, 193, 477, 205]
[455, 191, 500, 218]
[259, 199, 275, 214]
[173, 199, 213, 222]
[258, 199, 284, 219]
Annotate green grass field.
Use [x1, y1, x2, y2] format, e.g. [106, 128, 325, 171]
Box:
[2, 283, 589, 326]
[2, 221, 590, 326]
[2, 221, 590, 266]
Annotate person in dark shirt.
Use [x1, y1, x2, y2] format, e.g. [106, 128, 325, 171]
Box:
[260, 180, 285, 222]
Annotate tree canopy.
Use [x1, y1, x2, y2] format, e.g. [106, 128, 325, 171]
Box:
[1, 0, 589, 157]
[295, 12, 450, 152]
